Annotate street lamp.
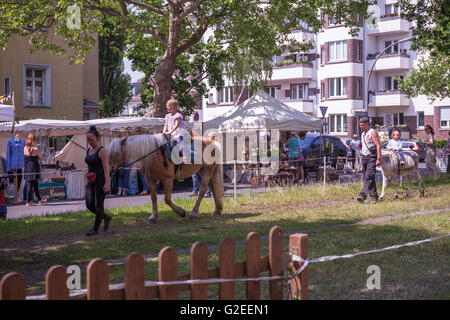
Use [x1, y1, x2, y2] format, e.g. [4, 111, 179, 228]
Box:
[366, 37, 412, 115]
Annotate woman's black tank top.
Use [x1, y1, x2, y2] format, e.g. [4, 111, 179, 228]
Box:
[85, 147, 104, 176]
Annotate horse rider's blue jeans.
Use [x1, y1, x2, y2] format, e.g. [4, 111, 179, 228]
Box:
[360, 154, 378, 200]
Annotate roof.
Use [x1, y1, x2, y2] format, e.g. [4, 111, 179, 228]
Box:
[203, 90, 321, 133]
[0, 117, 166, 137]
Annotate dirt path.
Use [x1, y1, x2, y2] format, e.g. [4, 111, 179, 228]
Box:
[3, 206, 449, 288]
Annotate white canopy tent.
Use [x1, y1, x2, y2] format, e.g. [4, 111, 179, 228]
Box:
[0, 104, 14, 121]
[0, 116, 175, 160]
[0, 116, 167, 137]
[203, 90, 322, 133]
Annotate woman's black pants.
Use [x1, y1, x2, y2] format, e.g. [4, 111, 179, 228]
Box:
[86, 180, 107, 230]
[26, 180, 41, 202]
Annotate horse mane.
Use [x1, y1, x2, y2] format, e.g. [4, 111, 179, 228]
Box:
[109, 133, 166, 166]
[127, 134, 166, 163]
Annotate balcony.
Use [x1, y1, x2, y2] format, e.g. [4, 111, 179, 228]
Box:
[367, 15, 410, 35]
[284, 100, 315, 114]
[271, 62, 313, 81]
[367, 52, 410, 71]
[368, 90, 409, 107]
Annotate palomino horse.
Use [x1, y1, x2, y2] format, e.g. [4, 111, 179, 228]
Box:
[109, 134, 224, 223]
[379, 150, 424, 200]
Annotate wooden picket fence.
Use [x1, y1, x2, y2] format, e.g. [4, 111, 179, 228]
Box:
[0, 226, 308, 300]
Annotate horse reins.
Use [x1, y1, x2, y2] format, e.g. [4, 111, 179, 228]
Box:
[114, 134, 176, 171]
[115, 143, 162, 172]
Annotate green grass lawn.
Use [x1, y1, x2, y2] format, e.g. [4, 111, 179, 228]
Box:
[1, 175, 449, 299]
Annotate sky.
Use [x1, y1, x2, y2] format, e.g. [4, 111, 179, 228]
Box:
[123, 57, 145, 83]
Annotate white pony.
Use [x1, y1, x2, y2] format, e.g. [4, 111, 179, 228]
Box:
[379, 150, 424, 199]
[109, 134, 224, 223]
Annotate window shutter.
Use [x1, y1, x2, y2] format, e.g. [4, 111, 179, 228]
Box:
[285, 89, 291, 98]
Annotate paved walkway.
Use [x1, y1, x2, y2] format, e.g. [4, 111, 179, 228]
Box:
[4, 163, 437, 220]
[4, 184, 269, 220]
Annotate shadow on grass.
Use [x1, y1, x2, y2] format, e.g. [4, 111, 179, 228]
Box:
[12, 213, 450, 299]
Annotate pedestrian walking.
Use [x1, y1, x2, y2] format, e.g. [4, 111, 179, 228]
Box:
[23, 134, 45, 206]
[421, 125, 439, 178]
[357, 117, 381, 202]
[85, 126, 112, 236]
[349, 134, 361, 170]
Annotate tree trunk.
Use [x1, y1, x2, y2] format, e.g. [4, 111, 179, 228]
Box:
[151, 47, 179, 117]
[152, 67, 174, 118]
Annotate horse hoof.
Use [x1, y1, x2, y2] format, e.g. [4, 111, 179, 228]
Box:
[176, 209, 186, 218]
[212, 211, 222, 216]
[393, 195, 399, 200]
[146, 218, 156, 224]
[188, 213, 198, 219]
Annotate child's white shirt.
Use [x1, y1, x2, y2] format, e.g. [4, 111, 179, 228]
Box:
[387, 139, 402, 151]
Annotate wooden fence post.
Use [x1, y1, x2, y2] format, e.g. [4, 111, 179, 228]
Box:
[269, 226, 283, 300]
[246, 232, 260, 300]
[125, 253, 145, 300]
[219, 237, 235, 300]
[0, 272, 26, 300]
[190, 242, 208, 300]
[87, 258, 110, 300]
[159, 246, 178, 300]
[289, 233, 308, 300]
[45, 265, 69, 300]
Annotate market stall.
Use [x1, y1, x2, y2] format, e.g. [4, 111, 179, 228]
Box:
[0, 116, 168, 200]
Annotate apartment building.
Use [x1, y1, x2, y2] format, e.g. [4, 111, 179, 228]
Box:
[201, 1, 450, 139]
[0, 34, 100, 121]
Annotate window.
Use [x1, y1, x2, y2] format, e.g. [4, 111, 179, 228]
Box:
[328, 15, 336, 25]
[219, 87, 233, 104]
[329, 77, 347, 97]
[356, 79, 361, 98]
[440, 107, 450, 128]
[328, 40, 347, 61]
[25, 68, 44, 106]
[329, 114, 347, 133]
[291, 84, 308, 100]
[321, 47, 325, 64]
[23, 64, 50, 107]
[385, 76, 403, 90]
[356, 42, 361, 61]
[321, 83, 325, 99]
[4, 77, 10, 95]
[385, 40, 399, 54]
[208, 93, 214, 104]
[385, 3, 399, 15]
[417, 111, 425, 128]
[265, 87, 276, 98]
[393, 112, 404, 125]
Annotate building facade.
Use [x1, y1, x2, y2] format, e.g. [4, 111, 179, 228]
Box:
[0, 34, 100, 121]
[200, 1, 450, 139]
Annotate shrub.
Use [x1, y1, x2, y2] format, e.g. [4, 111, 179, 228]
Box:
[435, 139, 448, 149]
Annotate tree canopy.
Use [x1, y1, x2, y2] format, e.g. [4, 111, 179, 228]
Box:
[99, 19, 133, 117]
[397, 0, 449, 102]
[0, 0, 374, 116]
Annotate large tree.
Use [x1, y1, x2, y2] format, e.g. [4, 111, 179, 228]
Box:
[99, 19, 133, 117]
[396, 0, 449, 102]
[0, 0, 374, 117]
